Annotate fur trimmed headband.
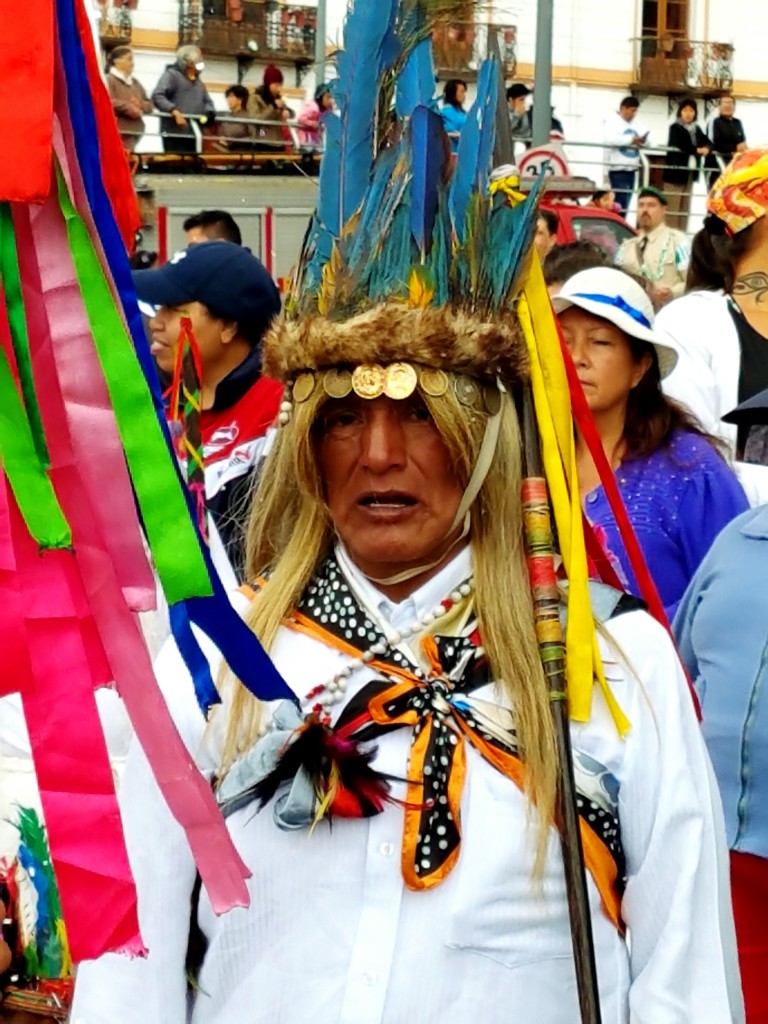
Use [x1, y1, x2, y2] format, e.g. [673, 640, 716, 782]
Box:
[262, 302, 529, 384]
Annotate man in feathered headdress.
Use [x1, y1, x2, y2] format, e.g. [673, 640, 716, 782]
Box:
[72, 3, 741, 1021]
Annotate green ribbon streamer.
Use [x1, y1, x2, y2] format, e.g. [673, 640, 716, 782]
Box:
[0, 260, 71, 547]
[0, 204, 50, 467]
[55, 167, 212, 603]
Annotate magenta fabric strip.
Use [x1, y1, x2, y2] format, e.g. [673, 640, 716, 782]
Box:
[6, 479, 143, 962]
[17, 198, 155, 614]
[0, 469, 34, 696]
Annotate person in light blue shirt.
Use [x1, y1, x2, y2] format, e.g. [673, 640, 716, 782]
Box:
[674, 382, 768, 1021]
[440, 79, 467, 151]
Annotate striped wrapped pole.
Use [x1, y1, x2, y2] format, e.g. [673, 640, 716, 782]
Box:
[520, 385, 603, 1024]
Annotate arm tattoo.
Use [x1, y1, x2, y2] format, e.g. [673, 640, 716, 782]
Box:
[733, 272, 768, 303]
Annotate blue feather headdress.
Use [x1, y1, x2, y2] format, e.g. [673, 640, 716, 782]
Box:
[275, 0, 546, 384]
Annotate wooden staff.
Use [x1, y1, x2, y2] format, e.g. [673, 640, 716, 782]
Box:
[520, 385, 603, 1024]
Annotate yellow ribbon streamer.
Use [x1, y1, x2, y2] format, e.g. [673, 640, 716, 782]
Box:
[519, 257, 630, 737]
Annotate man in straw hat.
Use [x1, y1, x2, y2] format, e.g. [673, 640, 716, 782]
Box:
[73, 2, 741, 1021]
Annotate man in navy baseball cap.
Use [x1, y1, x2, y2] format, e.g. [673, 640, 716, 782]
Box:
[133, 240, 284, 578]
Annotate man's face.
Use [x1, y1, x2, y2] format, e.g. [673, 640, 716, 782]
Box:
[148, 301, 231, 376]
[637, 197, 665, 232]
[317, 394, 464, 584]
[720, 96, 735, 118]
[114, 51, 134, 76]
[534, 216, 557, 259]
[619, 104, 637, 123]
[509, 95, 527, 115]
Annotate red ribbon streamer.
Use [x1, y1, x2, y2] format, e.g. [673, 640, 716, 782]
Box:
[71, 0, 140, 249]
[0, 2, 54, 201]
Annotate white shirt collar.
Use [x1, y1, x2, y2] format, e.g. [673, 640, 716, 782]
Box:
[109, 67, 134, 86]
[335, 543, 472, 635]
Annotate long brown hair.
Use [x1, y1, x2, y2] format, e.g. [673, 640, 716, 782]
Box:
[623, 339, 726, 459]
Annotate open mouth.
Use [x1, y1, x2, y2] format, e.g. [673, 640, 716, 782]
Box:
[357, 491, 417, 511]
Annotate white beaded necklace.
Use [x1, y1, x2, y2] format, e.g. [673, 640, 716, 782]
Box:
[301, 579, 475, 719]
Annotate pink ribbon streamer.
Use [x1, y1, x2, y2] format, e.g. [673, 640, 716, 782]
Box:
[0, 462, 34, 696]
[4, 473, 144, 962]
[16, 197, 251, 934]
[18, 193, 155, 614]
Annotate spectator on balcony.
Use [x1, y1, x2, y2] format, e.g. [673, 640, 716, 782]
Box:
[506, 83, 532, 147]
[152, 45, 215, 155]
[297, 83, 335, 149]
[603, 96, 649, 217]
[247, 65, 295, 152]
[706, 95, 747, 188]
[616, 186, 689, 311]
[106, 46, 151, 159]
[440, 79, 467, 151]
[214, 85, 255, 153]
[662, 99, 712, 231]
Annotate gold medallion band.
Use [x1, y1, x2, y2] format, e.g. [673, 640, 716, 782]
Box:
[290, 362, 500, 415]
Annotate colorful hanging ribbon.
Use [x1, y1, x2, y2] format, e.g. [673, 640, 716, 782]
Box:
[519, 259, 629, 736]
[55, 166, 212, 605]
[169, 317, 208, 541]
[0, 1, 54, 201]
[0, 271, 69, 550]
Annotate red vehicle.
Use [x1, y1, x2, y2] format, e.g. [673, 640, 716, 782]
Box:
[541, 200, 636, 259]
[518, 172, 636, 258]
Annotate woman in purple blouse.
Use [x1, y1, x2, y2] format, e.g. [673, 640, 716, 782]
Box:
[553, 267, 748, 618]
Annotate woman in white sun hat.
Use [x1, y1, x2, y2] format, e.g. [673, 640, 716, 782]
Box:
[553, 266, 748, 618]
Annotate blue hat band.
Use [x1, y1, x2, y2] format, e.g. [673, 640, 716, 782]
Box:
[572, 292, 652, 331]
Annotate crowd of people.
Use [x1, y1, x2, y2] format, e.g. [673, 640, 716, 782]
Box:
[105, 43, 334, 166]
[53, 143, 768, 1022]
[7, 24, 768, 1023]
[603, 91, 748, 225]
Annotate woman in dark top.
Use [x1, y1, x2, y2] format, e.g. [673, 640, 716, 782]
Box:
[662, 99, 712, 231]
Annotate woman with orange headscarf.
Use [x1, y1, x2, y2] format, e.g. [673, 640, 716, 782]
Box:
[657, 148, 768, 504]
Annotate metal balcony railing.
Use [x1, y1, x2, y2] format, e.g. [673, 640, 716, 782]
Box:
[432, 23, 517, 79]
[181, 4, 316, 63]
[631, 37, 734, 95]
[100, 2, 133, 48]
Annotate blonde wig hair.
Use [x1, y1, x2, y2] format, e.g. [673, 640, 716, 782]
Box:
[219, 378, 559, 866]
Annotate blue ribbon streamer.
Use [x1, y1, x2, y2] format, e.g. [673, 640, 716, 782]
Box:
[572, 292, 653, 330]
[56, 0, 296, 710]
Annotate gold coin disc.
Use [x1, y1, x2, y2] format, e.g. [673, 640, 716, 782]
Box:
[384, 362, 419, 400]
[418, 367, 449, 397]
[322, 368, 353, 399]
[292, 372, 316, 403]
[351, 364, 386, 399]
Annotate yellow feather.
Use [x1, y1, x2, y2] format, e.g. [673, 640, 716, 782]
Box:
[408, 266, 435, 308]
[318, 244, 343, 317]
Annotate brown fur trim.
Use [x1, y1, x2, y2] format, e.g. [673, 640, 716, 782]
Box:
[262, 303, 528, 383]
